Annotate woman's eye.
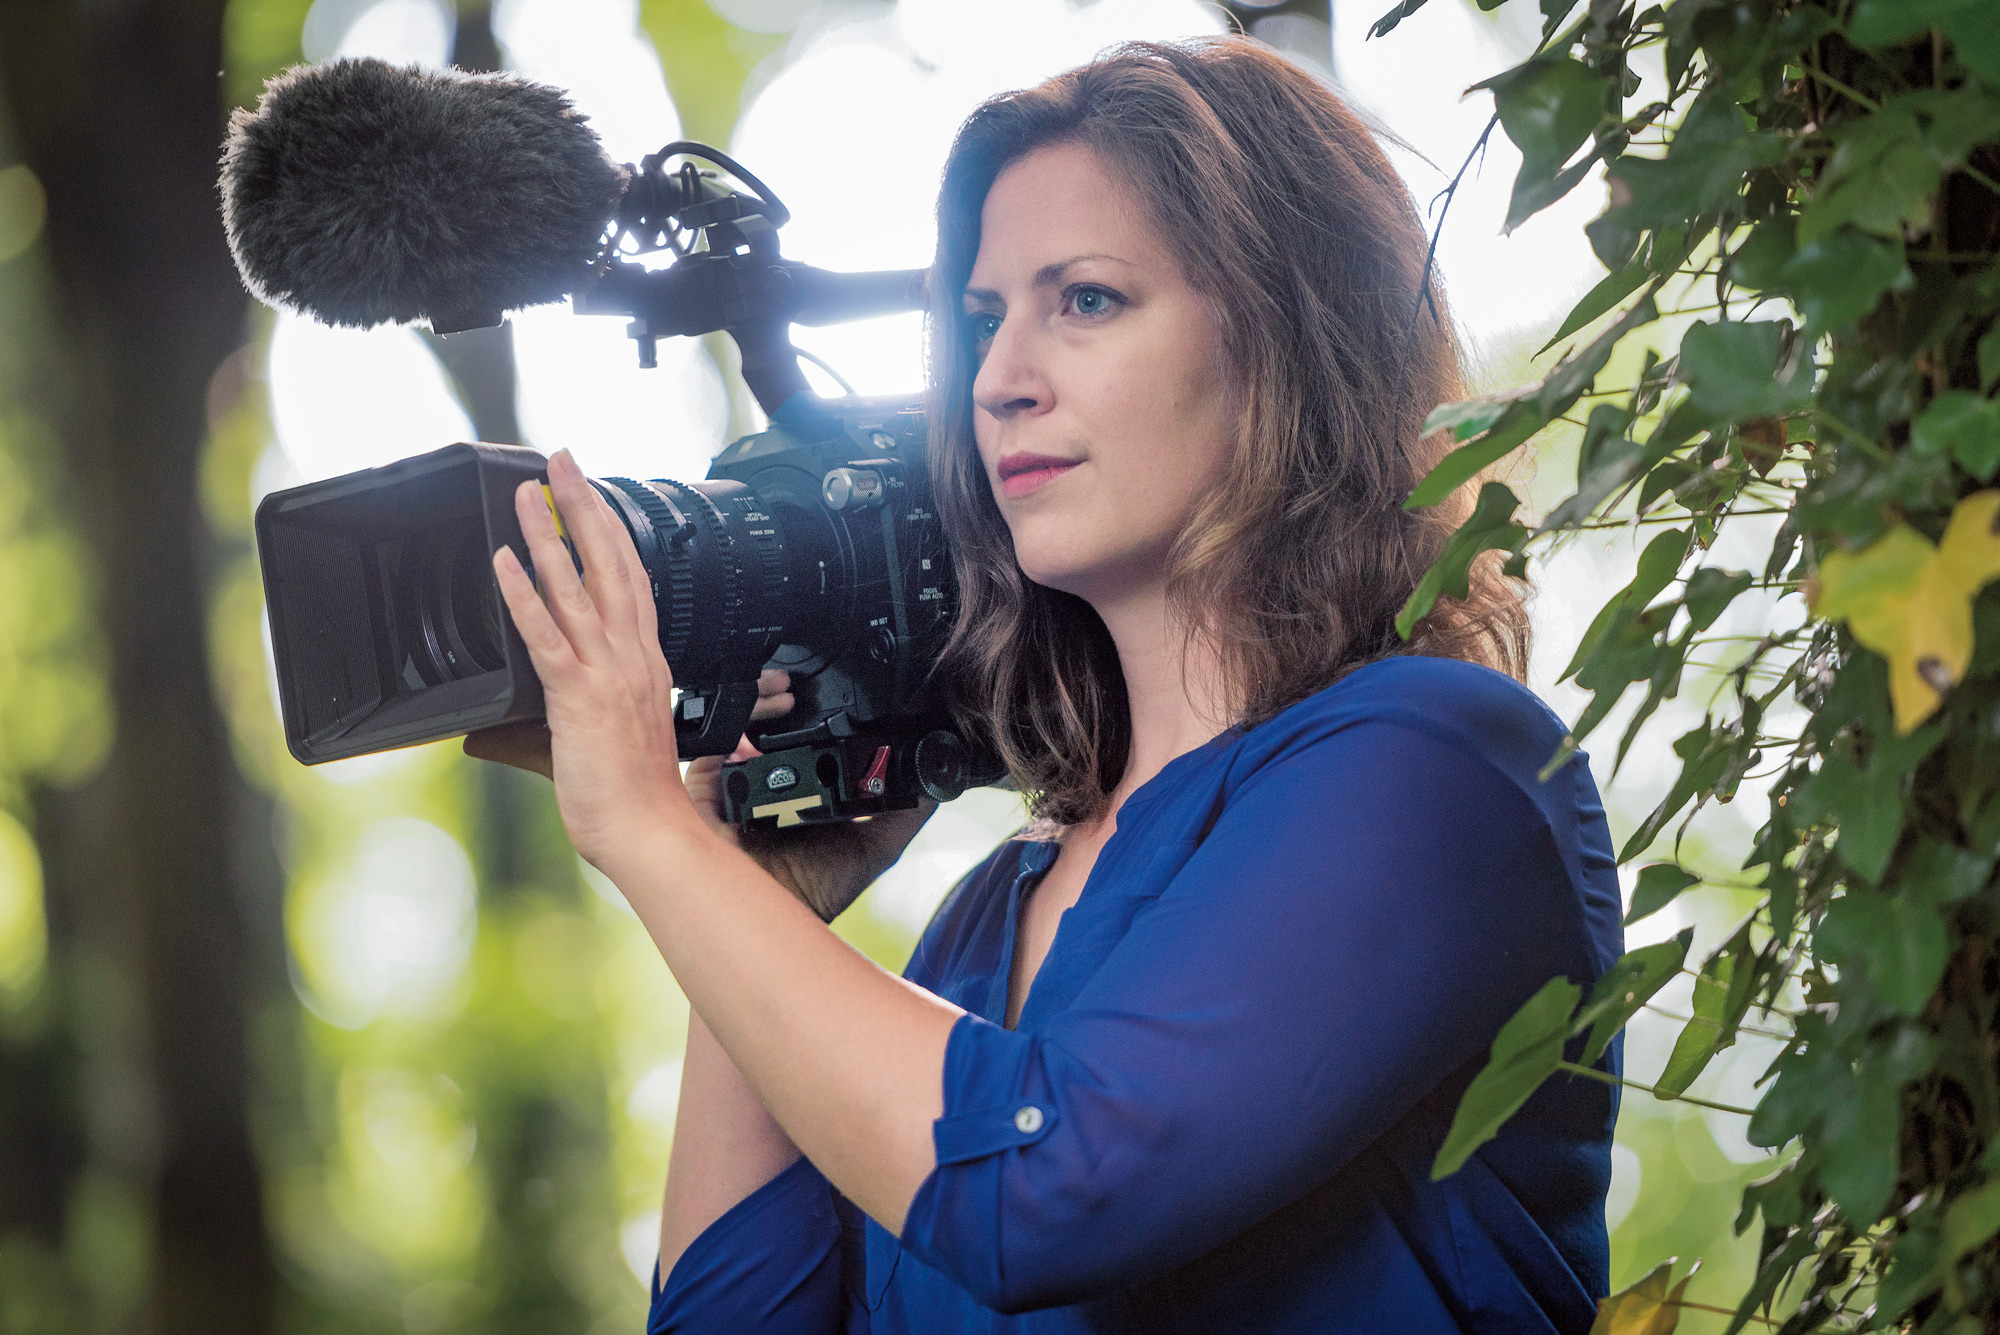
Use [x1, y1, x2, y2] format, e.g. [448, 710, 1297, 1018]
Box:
[1062, 284, 1123, 319]
[967, 311, 1002, 343]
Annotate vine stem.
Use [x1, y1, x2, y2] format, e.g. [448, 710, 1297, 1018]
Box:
[1666, 1299, 1781, 1328]
[1413, 112, 1500, 325]
[1799, 61, 1880, 113]
[1557, 1061, 1759, 1117]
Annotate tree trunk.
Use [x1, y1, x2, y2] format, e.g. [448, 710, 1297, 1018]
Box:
[0, 3, 278, 1331]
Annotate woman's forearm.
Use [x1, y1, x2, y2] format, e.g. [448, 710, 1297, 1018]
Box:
[610, 822, 962, 1237]
[658, 1009, 803, 1277]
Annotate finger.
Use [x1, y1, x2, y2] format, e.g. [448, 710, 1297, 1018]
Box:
[514, 477, 612, 663]
[748, 691, 795, 723]
[758, 669, 792, 698]
[548, 452, 643, 651]
[492, 544, 580, 684]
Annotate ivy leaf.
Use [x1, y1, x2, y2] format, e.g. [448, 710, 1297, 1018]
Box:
[1904, 836, 1994, 907]
[1911, 390, 2000, 482]
[1432, 976, 1580, 1180]
[1809, 490, 2000, 733]
[1819, 1027, 1937, 1223]
[1817, 892, 1949, 1015]
[1619, 718, 1746, 861]
[1661, 321, 1814, 446]
[1576, 929, 1694, 1064]
[1779, 229, 1912, 333]
[1478, 57, 1611, 231]
[1367, 0, 1432, 39]
[1799, 99, 1942, 244]
[1848, 0, 1980, 49]
[1723, 215, 1796, 292]
[1625, 864, 1699, 926]
[1683, 567, 1753, 632]
[1406, 404, 1541, 509]
[1411, 294, 1658, 511]
[1791, 753, 1905, 883]
[1560, 527, 1692, 682]
[1602, 91, 1785, 231]
[1587, 1258, 1693, 1335]
[1425, 394, 1517, 442]
[1654, 929, 1757, 1099]
[1946, 7, 2000, 87]
[1396, 482, 1528, 637]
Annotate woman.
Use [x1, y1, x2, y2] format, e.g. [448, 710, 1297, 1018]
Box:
[471, 36, 1624, 1333]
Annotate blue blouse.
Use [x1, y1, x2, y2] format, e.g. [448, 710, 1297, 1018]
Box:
[650, 655, 1626, 1333]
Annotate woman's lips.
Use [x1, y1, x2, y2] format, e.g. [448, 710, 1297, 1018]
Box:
[999, 459, 1080, 499]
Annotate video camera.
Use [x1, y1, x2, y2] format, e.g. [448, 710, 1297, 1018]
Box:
[252, 140, 998, 831]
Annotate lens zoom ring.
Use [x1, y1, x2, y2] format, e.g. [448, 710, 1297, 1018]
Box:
[603, 477, 698, 663]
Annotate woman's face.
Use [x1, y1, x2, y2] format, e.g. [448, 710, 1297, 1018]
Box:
[963, 141, 1234, 607]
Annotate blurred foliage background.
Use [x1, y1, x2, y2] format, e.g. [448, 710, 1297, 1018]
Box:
[0, 0, 1807, 1331]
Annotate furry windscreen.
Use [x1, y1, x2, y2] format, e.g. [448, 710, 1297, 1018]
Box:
[219, 58, 630, 330]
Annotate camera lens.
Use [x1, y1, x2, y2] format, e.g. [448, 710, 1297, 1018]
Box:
[406, 516, 507, 684]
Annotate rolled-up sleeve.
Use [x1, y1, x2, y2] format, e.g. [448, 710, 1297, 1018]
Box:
[896, 720, 1587, 1314]
[648, 1155, 859, 1333]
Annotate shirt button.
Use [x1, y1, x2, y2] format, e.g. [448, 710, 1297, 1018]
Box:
[1013, 1105, 1044, 1134]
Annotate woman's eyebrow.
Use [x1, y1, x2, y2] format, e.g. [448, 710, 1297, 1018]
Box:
[962, 254, 1134, 306]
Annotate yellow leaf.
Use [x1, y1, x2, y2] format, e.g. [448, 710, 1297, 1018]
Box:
[1590, 1259, 1692, 1335]
[1809, 491, 2000, 733]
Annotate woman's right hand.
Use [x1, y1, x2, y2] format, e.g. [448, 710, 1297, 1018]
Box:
[683, 668, 936, 923]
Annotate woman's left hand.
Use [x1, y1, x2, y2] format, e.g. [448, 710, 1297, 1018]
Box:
[490, 449, 702, 873]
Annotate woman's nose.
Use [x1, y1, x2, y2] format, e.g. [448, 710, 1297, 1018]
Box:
[972, 320, 1050, 421]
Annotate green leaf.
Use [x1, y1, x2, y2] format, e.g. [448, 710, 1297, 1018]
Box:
[1674, 320, 1815, 429]
[1942, 1177, 2000, 1274]
[1481, 58, 1610, 231]
[1683, 567, 1753, 632]
[1396, 482, 1528, 637]
[1816, 892, 1949, 1014]
[1849, 0, 1980, 49]
[1405, 404, 1541, 510]
[1799, 102, 1941, 244]
[1654, 955, 1732, 1098]
[1877, 1223, 1946, 1320]
[1602, 91, 1785, 231]
[1559, 526, 1693, 682]
[1912, 390, 2000, 481]
[1618, 717, 1747, 862]
[1945, 7, 2000, 86]
[1432, 976, 1581, 1180]
[1625, 864, 1699, 926]
[1980, 327, 2000, 394]
[1424, 395, 1516, 442]
[1780, 229, 1912, 333]
[1905, 836, 1994, 906]
[1817, 1027, 1933, 1223]
[1367, 0, 1431, 39]
[1577, 929, 1694, 1064]
[1791, 753, 1905, 882]
[1723, 215, 1796, 292]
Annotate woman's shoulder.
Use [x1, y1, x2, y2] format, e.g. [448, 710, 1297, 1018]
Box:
[1238, 654, 1573, 789]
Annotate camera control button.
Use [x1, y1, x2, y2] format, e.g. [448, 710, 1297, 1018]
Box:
[822, 468, 884, 511]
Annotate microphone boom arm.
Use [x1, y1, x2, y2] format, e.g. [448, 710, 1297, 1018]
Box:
[570, 142, 926, 415]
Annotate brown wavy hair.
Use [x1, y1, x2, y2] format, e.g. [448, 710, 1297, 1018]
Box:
[926, 37, 1530, 827]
